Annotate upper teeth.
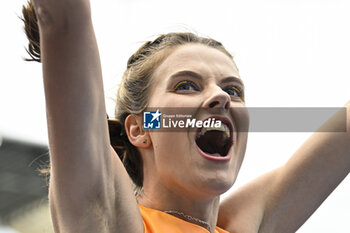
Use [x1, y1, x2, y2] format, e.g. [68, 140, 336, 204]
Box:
[198, 122, 230, 138]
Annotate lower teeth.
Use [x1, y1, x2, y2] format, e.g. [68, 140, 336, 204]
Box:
[195, 130, 230, 156]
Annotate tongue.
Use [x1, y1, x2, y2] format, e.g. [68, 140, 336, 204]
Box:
[196, 130, 230, 156]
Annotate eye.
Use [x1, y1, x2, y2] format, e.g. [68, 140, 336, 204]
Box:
[171, 80, 201, 92]
[223, 86, 244, 100]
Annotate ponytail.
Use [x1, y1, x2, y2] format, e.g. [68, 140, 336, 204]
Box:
[108, 116, 144, 189]
[22, 0, 41, 62]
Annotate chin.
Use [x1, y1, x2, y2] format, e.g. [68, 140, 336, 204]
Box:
[199, 174, 236, 197]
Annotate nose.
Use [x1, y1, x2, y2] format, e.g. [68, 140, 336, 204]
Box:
[203, 85, 231, 110]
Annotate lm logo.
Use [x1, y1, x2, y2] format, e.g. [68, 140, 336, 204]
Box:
[143, 110, 161, 129]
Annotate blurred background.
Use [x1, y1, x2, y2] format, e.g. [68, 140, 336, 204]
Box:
[1, 0, 349, 232]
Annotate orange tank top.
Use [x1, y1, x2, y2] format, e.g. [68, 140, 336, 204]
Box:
[139, 205, 230, 233]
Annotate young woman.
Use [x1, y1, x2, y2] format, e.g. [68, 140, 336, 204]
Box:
[22, 0, 350, 232]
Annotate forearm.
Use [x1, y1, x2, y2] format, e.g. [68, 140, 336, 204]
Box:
[42, 20, 107, 152]
[32, 0, 107, 151]
[262, 103, 350, 232]
[32, 0, 91, 31]
[284, 103, 350, 185]
[25, 0, 112, 193]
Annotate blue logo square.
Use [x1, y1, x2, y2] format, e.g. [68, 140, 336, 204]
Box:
[143, 110, 161, 129]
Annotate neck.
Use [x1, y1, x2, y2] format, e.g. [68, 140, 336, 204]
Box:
[138, 183, 220, 233]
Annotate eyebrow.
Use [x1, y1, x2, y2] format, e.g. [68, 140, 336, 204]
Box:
[169, 70, 245, 88]
[169, 70, 203, 81]
[221, 76, 245, 88]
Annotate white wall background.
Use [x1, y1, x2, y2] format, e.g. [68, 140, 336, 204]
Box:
[1, 0, 349, 232]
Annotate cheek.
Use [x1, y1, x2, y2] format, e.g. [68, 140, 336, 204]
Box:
[150, 132, 196, 185]
[233, 132, 248, 172]
[148, 90, 203, 109]
[230, 106, 249, 177]
[236, 107, 249, 160]
[151, 132, 191, 163]
[232, 106, 250, 133]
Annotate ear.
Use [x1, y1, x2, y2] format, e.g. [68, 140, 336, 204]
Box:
[125, 114, 151, 148]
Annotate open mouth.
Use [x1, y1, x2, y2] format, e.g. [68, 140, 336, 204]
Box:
[195, 117, 233, 159]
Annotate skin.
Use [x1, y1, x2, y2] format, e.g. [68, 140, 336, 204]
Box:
[134, 44, 249, 230]
[31, 0, 350, 232]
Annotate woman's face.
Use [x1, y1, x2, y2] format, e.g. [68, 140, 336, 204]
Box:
[144, 44, 249, 198]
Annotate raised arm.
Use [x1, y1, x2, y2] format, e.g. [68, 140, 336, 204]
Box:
[23, 1, 143, 232]
[219, 103, 350, 233]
